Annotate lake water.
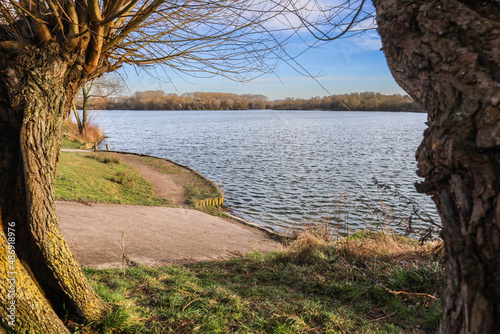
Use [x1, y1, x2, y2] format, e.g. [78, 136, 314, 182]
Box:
[94, 110, 439, 234]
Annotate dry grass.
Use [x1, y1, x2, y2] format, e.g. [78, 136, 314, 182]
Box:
[62, 119, 104, 148]
[286, 224, 444, 327]
[286, 210, 443, 279]
[337, 231, 443, 265]
[287, 212, 443, 263]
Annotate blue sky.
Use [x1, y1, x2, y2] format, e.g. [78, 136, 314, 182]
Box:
[120, 29, 406, 101]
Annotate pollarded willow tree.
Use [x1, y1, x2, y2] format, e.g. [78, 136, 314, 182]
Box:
[0, 0, 368, 332]
[310, 0, 499, 332]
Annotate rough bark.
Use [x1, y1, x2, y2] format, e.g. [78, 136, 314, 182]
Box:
[0, 224, 69, 333]
[373, 0, 500, 332]
[0, 42, 109, 329]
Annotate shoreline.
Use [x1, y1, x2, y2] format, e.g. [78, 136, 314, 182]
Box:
[57, 148, 284, 267]
[92, 147, 287, 239]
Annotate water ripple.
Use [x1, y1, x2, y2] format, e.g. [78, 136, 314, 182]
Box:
[95, 110, 439, 233]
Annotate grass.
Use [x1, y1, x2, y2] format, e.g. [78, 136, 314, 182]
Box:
[62, 137, 84, 149]
[85, 153, 122, 164]
[56, 148, 226, 215]
[60, 120, 223, 210]
[81, 230, 443, 333]
[55, 152, 170, 206]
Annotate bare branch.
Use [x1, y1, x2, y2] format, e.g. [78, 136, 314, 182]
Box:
[87, 0, 101, 23]
[102, 0, 164, 52]
[0, 0, 372, 87]
[45, 0, 64, 33]
[64, 0, 80, 50]
[84, 24, 103, 73]
[0, 2, 15, 23]
[76, 0, 91, 50]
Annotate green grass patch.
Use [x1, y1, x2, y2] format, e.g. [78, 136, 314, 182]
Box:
[62, 137, 84, 149]
[84, 233, 444, 333]
[55, 152, 170, 206]
[185, 184, 220, 204]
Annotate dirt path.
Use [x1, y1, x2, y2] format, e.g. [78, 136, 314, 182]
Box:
[57, 150, 282, 268]
[58, 202, 281, 268]
[118, 154, 189, 206]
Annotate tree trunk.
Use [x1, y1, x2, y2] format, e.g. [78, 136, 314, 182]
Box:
[78, 86, 90, 135]
[373, 0, 500, 332]
[0, 227, 70, 333]
[0, 43, 108, 331]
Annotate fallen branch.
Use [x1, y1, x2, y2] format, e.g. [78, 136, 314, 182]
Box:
[385, 288, 439, 300]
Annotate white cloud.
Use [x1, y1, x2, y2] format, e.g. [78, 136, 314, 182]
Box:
[353, 31, 381, 51]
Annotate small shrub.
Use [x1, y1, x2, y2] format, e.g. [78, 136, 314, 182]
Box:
[86, 153, 121, 164]
[111, 171, 134, 185]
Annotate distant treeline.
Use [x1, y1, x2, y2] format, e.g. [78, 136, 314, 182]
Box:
[272, 92, 422, 112]
[80, 90, 422, 112]
[92, 91, 272, 110]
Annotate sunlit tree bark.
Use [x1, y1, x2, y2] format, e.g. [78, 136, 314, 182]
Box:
[0, 42, 111, 327]
[0, 223, 70, 333]
[303, 1, 499, 330]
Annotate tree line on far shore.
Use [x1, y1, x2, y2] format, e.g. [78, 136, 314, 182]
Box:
[77, 90, 423, 112]
[272, 92, 422, 112]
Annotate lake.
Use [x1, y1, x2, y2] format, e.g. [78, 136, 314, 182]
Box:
[94, 110, 439, 234]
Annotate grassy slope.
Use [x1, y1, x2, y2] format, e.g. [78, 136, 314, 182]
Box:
[56, 152, 170, 206]
[59, 138, 222, 209]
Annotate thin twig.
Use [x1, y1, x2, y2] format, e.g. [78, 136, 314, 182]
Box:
[182, 299, 200, 311]
[119, 231, 126, 278]
[370, 310, 398, 322]
[331, 315, 346, 334]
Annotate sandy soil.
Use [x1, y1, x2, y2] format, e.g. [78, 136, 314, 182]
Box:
[57, 151, 282, 268]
